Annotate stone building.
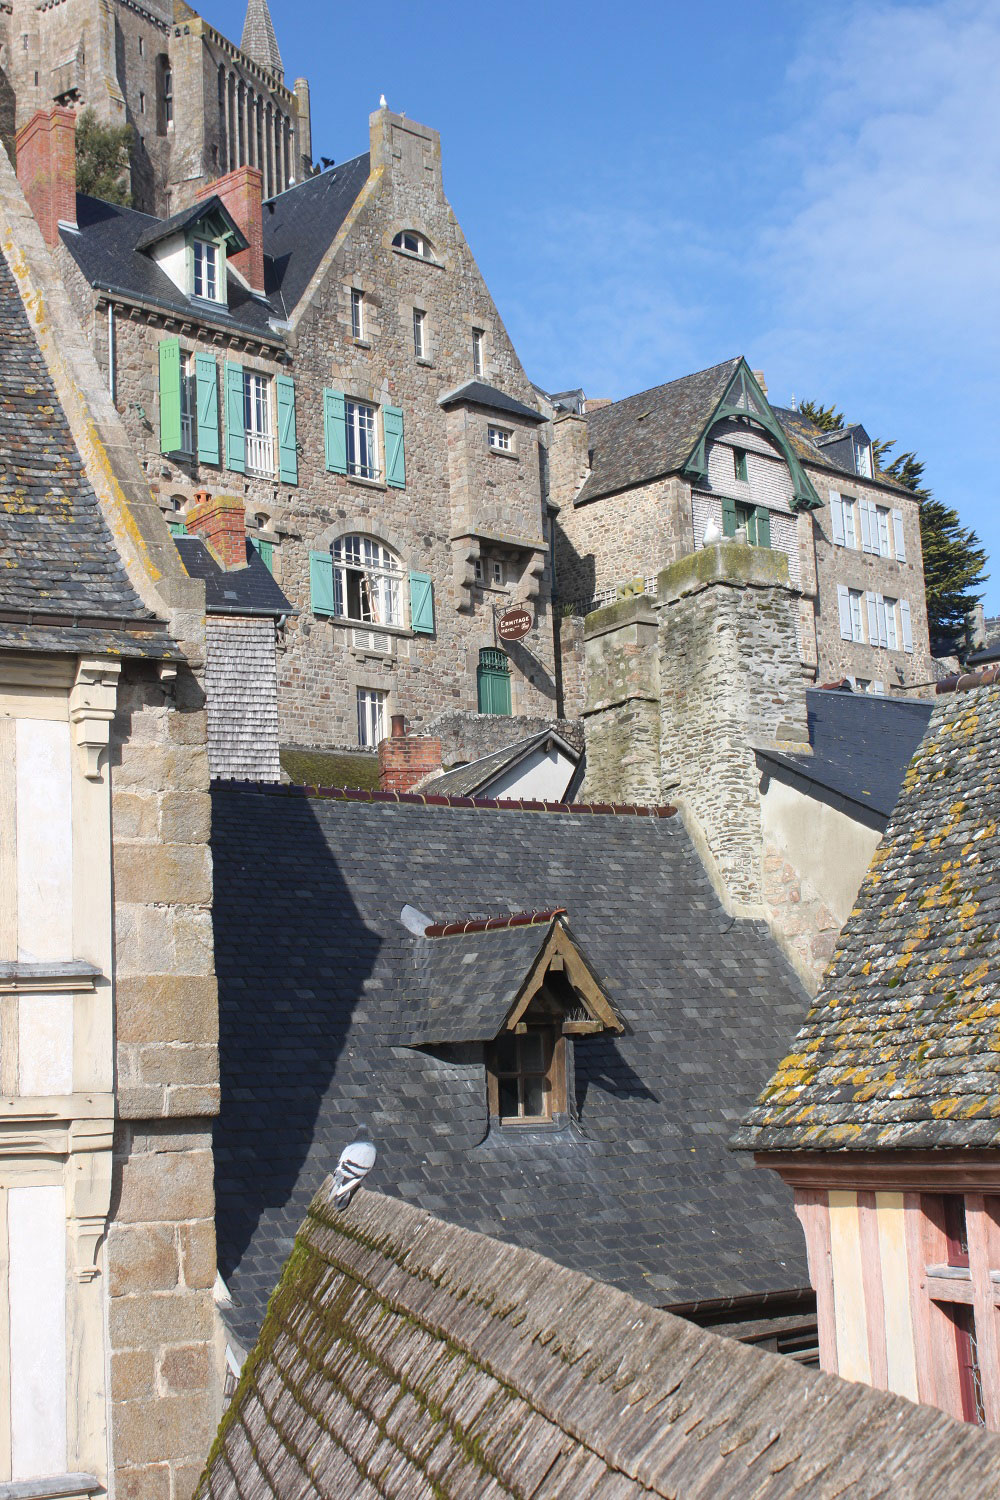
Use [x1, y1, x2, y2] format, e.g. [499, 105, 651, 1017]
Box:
[550, 359, 933, 696]
[0, 0, 310, 214]
[17, 101, 557, 753]
[0, 135, 221, 1497]
[736, 668, 1000, 1429]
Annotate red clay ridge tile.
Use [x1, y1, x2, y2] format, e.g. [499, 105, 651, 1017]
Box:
[214, 781, 677, 817]
[424, 907, 567, 939]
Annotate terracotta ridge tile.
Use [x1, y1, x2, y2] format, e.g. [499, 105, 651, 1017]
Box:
[423, 907, 568, 938]
[211, 780, 678, 818]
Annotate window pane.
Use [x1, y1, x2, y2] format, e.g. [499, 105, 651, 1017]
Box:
[520, 1033, 544, 1071]
[494, 1034, 517, 1073]
[523, 1076, 545, 1116]
[498, 1077, 519, 1118]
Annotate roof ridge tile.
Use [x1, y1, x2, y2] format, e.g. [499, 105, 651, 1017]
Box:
[424, 908, 567, 938]
[213, 779, 677, 818]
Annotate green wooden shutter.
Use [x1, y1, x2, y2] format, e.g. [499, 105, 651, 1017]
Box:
[250, 536, 273, 572]
[721, 496, 737, 537]
[323, 389, 347, 474]
[309, 550, 335, 616]
[158, 338, 182, 454]
[168, 519, 187, 537]
[224, 361, 245, 473]
[477, 648, 511, 716]
[409, 571, 434, 634]
[195, 354, 220, 464]
[276, 375, 298, 485]
[753, 506, 771, 548]
[383, 404, 405, 489]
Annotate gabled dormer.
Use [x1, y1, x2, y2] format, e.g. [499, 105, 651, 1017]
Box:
[135, 196, 248, 307]
[815, 422, 874, 479]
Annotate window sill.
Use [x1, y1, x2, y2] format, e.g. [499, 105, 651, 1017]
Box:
[488, 447, 519, 462]
[416, 356, 434, 367]
[391, 247, 443, 269]
[351, 337, 372, 349]
[344, 473, 387, 491]
[330, 615, 412, 639]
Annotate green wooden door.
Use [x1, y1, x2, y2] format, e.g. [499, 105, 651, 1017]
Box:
[477, 648, 511, 715]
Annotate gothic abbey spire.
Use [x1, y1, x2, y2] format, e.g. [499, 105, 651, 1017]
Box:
[241, 0, 284, 83]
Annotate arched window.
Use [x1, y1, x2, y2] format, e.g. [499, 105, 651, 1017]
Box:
[332, 535, 404, 626]
[392, 229, 436, 261]
[477, 648, 511, 716]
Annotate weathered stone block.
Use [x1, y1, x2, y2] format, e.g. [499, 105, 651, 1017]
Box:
[114, 1146, 215, 1224]
[165, 1083, 221, 1117]
[109, 1288, 215, 1350]
[113, 792, 160, 840]
[113, 1392, 214, 1466]
[179, 1219, 217, 1290]
[114, 844, 212, 905]
[108, 1223, 180, 1295]
[132, 1043, 218, 1088]
[158, 791, 212, 845]
[158, 1343, 215, 1394]
[116, 976, 219, 1046]
[114, 1463, 171, 1500]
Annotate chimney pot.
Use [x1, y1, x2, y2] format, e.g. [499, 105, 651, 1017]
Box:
[196, 165, 265, 293]
[16, 107, 77, 247]
[391, 713, 406, 739]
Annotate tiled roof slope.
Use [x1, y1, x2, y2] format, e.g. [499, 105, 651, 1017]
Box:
[199, 1184, 1000, 1500]
[210, 786, 811, 1347]
[736, 683, 1000, 1153]
[424, 729, 579, 798]
[261, 155, 370, 318]
[759, 688, 933, 822]
[773, 406, 910, 495]
[438, 379, 547, 422]
[574, 357, 741, 505]
[0, 240, 165, 653]
[175, 537, 292, 617]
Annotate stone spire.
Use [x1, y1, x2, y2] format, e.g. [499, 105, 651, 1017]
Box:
[241, 0, 284, 82]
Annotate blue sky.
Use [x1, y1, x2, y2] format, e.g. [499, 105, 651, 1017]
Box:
[216, 0, 1000, 611]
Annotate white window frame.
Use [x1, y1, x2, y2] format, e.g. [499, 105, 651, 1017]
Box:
[876, 505, 891, 559]
[345, 398, 380, 481]
[472, 328, 485, 378]
[332, 534, 403, 627]
[350, 288, 364, 341]
[243, 371, 274, 476]
[393, 230, 434, 260]
[357, 686, 388, 748]
[488, 425, 511, 452]
[192, 238, 220, 302]
[849, 588, 864, 643]
[473, 558, 484, 584]
[492, 560, 505, 587]
[856, 442, 873, 478]
[882, 595, 899, 651]
[412, 307, 426, 358]
[179, 351, 196, 455]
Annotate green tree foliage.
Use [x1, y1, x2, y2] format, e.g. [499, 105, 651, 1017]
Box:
[800, 398, 989, 654]
[75, 108, 133, 206]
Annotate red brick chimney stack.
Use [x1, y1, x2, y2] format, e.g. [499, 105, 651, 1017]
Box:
[196, 165, 265, 293]
[16, 107, 77, 247]
[378, 718, 443, 792]
[185, 491, 248, 570]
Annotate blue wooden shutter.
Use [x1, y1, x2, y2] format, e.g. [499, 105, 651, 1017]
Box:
[383, 404, 405, 489]
[837, 584, 852, 641]
[860, 499, 874, 553]
[830, 490, 845, 546]
[753, 506, 771, 549]
[195, 354, 220, 464]
[409, 571, 434, 634]
[892, 509, 906, 563]
[309, 550, 335, 616]
[865, 590, 879, 645]
[900, 598, 913, 654]
[276, 375, 298, 485]
[721, 496, 737, 537]
[324, 389, 347, 474]
[224, 361, 245, 473]
[158, 338, 182, 454]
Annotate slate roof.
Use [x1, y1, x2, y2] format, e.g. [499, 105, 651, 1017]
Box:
[200, 1184, 1000, 1500]
[736, 682, 1000, 1154]
[757, 687, 933, 823]
[424, 729, 580, 798]
[772, 406, 910, 495]
[0, 240, 172, 658]
[211, 785, 811, 1348]
[405, 918, 566, 1046]
[261, 155, 370, 317]
[438, 380, 547, 423]
[133, 195, 247, 253]
[175, 537, 292, 617]
[573, 357, 741, 505]
[241, 0, 283, 78]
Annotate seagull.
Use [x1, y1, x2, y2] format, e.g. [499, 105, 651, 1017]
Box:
[331, 1136, 377, 1209]
[379, 93, 388, 109]
[703, 517, 722, 546]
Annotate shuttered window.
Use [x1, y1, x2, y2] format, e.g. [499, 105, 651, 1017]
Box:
[383, 405, 405, 488]
[830, 491, 845, 547]
[892, 509, 906, 563]
[477, 648, 511, 716]
[224, 361, 246, 473]
[900, 598, 913, 653]
[250, 536, 273, 573]
[323, 389, 347, 474]
[309, 550, 336, 616]
[409, 571, 434, 633]
[276, 375, 298, 485]
[158, 337, 182, 454]
[195, 354, 220, 464]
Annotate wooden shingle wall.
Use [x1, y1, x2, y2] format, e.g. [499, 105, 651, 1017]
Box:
[206, 615, 281, 782]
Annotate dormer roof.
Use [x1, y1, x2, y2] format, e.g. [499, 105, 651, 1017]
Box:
[133, 195, 248, 254]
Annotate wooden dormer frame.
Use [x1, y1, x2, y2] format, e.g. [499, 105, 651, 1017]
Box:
[503, 919, 624, 1038]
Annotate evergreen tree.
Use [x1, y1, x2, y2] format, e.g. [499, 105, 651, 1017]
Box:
[75, 109, 133, 206]
[800, 398, 989, 655]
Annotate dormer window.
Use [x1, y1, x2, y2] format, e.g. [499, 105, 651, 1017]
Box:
[392, 229, 435, 261]
[856, 442, 873, 477]
[489, 1019, 563, 1123]
[193, 239, 220, 301]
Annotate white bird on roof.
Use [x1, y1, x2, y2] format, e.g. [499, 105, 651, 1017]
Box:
[379, 93, 388, 109]
[703, 517, 722, 546]
[332, 1136, 377, 1209]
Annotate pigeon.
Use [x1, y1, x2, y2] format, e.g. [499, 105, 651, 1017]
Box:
[379, 93, 388, 109]
[703, 517, 722, 546]
[331, 1137, 377, 1209]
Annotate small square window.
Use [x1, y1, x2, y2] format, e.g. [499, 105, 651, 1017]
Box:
[488, 1026, 561, 1124]
[350, 288, 364, 341]
[488, 425, 511, 452]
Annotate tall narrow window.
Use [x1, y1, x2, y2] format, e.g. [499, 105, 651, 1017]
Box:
[733, 448, 748, 482]
[193, 240, 219, 301]
[412, 308, 425, 358]
[163, 68, 173, 126]
[472, 327, 485, 378]
[243, 372, 273, 475]
[357, 687, 387, 748]
[849, 588, 864, 643]
[345, 399, 379, 480]
[843, 498, 857, 549]
[179, 353, 196, 455]
[350, 288, 364, 341]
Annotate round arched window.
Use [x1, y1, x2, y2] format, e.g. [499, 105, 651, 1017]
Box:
[392, 229, 436, 261]
[332, 535, 404, 626]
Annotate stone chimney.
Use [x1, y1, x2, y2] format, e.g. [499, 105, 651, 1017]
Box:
[185, 491, 248, 570]
[196, 165, 265, 293]
[547, 412, 591, 510]
[378, 715, 443, 792]
[16, 106, 77, 247]
[581, 596, 660, 806]
[369, 107, 441, 192]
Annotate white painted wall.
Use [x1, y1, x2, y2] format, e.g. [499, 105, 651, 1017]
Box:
[8, 1184, 67, 1479]
[15, 719, 72, 962]
[487, 746, 576, 802]
[151, 232, 189, 295]
[760, 772, 882, 928]
[18, 995, 74, 1096]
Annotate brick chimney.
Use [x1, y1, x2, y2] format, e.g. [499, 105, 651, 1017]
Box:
[196, 165, 265, 293]
[16, 107, 77, 247]
[185, 491, 248, 570]
[378, 715, 443, 792]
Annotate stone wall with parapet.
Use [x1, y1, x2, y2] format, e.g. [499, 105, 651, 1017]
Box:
[581, 596, 661, 806]
[424, 707, 584, 768]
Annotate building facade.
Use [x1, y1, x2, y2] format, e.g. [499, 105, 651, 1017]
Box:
[0, 0, 310, 215]
[549, 360, 933, 695]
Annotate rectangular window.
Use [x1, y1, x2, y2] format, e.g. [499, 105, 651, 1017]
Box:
[193, 240, 219, 301]
[472, 327, 484, 378]
[733, 448, 748, 482]
[473, 558, 484, 584]
[345, 399, 379, 480]
[488, 425, 511, 452]
[849, 589, 864, 642]
[876, 506, 891, 558]
[243, 372, 273, 475]
[179, 353, 196, 454]
[163, 68, 173, 127]
[357, 687, 387, 748]
[882, 595, 899, 651]
[350, 288, 364, 341]
[856, 442, 873, 478]
[333, 535, 403, 626]
[412, 307, 425, 358]
[491, 560, 504, 587]
[490, 1028, 556, 1122]
[843, 499, 857, 549]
